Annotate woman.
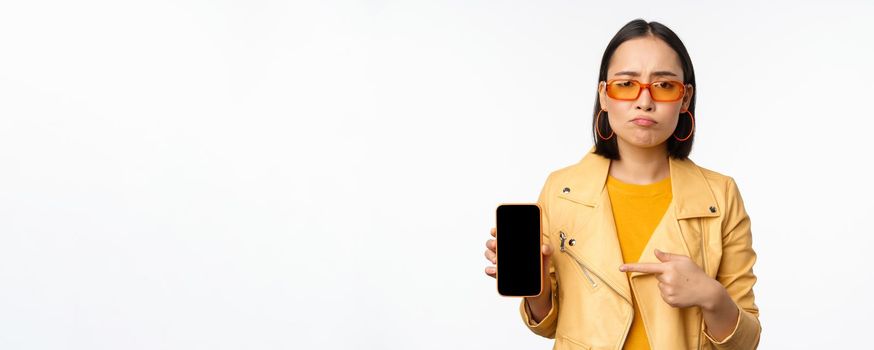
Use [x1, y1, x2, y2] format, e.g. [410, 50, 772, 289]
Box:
[483, 19, 761, 350]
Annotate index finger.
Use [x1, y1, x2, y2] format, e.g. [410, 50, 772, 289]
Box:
[619, 263, 666, 274]
[490, 227, 496, 237]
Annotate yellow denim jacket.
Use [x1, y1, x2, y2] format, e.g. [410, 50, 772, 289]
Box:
[520, 146, 761, 350]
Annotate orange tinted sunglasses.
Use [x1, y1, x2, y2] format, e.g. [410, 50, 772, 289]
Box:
[604, 79, 687, 102]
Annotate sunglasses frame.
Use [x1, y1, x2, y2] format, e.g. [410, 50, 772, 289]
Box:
[603, 79, 688, 102]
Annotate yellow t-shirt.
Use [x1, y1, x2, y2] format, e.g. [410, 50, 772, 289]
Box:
[606, 174, 672, 350]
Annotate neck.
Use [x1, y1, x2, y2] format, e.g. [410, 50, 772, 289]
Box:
[609, 141, 670, 185]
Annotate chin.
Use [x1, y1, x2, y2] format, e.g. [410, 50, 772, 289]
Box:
[620, 135, 670, 149]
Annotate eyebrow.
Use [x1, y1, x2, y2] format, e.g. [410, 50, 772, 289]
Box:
[612, 70, 679, 78]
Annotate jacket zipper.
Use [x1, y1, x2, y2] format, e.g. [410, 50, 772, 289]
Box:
[559, 231, 596, 288]
[560, 229, 633, 349]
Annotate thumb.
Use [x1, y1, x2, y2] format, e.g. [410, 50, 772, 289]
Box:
[654, 248, 672, 262]
[541, 244, 553, 283]
[542, 243, 554, 258]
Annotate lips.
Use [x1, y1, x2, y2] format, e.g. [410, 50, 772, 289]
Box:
[631, 116, 656, 126]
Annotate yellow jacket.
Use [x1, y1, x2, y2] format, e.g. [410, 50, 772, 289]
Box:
[520, 146, 761, 350]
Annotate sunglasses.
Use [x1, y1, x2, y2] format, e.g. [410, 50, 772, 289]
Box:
[604, 79, 687, 102]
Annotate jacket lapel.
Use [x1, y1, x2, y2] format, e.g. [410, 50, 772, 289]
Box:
[629, 152, 721, 279]
[559, 146, 720, 303]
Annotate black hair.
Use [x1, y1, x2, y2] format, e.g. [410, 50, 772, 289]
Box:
[592, 19, 696, 160]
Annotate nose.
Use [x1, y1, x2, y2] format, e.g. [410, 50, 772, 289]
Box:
[635, 85, 654, 111]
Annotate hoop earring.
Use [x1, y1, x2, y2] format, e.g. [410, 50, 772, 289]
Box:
[673, 110, 695, 142]
[595, 109, 614, 141]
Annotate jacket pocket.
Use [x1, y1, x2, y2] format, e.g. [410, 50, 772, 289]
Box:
[561, 335, 592, 350]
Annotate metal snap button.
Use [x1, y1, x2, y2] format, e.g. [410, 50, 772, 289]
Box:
[568, 238, 576, 246]
[709, 206, 716, 213]
[562, 187, 571, 193]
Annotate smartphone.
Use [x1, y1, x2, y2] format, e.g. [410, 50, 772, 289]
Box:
[495, 203, 542, 297]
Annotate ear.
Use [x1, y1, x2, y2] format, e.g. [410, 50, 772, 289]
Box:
[598, 81, 608, 109]
[681, 84, 694, 111]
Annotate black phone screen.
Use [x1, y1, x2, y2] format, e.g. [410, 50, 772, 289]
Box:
[495, 204, 542, 297]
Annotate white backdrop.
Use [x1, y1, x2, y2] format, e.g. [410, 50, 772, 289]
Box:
[1, 1, 872, 349]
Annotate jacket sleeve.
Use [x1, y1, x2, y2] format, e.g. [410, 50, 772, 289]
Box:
[518, 174, 560, 338]
[703, 177, 762, 349]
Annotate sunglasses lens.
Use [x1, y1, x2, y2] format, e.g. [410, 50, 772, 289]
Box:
[606, 80, 641, 100]
[650, 81, 684, 101]
[606, 80, 685, 101]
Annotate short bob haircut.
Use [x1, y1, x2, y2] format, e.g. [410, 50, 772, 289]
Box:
[593, 19, 697, 160]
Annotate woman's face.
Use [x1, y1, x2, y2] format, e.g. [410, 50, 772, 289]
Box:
[598, 36, 694, 150]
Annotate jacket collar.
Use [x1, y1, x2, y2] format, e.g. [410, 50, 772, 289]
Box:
[557, 146, 720, 303]
[558, 146, 719, 219]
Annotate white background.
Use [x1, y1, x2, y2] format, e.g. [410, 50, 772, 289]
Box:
[1, 1, 872, 349]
